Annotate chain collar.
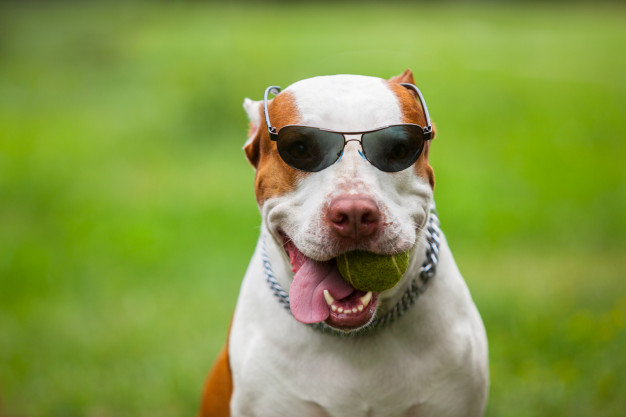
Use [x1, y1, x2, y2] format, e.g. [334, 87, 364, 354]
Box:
[262, 209, 441, 337]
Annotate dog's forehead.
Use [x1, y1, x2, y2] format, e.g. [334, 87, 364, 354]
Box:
[284, 75, 403, 131]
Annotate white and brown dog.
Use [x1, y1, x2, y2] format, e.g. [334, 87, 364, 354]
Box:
[200, 70, 488, 417]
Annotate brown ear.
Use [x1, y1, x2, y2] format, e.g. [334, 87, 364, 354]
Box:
[243, 131, 261, 168]
[389, 69, 416, 85]
[242, 98, 263, 168]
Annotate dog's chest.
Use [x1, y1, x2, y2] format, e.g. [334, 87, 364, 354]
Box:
[231, 332, 430, 417]
[229, 278, 469, 417]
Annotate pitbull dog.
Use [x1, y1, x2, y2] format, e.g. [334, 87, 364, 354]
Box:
[199, 69, 488, 417]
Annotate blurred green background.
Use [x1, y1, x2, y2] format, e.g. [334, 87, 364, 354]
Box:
[1, 1, 625, 416]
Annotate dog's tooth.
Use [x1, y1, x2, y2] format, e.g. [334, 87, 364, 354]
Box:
[338, 307, 344, 313]
[323, 290, 335, 306]
[360, 291, 373, 307]
[358, 305, 364, 312]
[352, 308, 358, 313]
[331, 305, 338, 312]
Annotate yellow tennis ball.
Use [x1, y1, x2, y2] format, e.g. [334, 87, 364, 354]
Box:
[337, 250, 410, 292]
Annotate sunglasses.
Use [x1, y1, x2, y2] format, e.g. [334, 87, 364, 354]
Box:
[263, 83, 434, 173]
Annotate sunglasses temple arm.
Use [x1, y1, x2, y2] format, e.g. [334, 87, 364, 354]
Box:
[264, 86, 282, 140]
[399, 83, 434, 140]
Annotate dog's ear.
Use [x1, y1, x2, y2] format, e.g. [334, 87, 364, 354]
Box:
[390, 69, 436, 137]
[390, 71, 437, 189]
[242, 98, 262, 168]
[389, 69, 420, 102]
[389, 69, 416, 85]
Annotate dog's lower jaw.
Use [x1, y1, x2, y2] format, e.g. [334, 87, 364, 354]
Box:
[324, 290, 380, 331]
[261, 227, 440, 337]
[280, 232, 381, 329]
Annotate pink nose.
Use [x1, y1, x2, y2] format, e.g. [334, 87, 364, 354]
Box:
[328, 196, 381, 241]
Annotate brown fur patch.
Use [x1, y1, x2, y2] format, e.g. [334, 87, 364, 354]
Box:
[244, 91, 308, 205]
[198, 314, 236, 417]
[199, 343, 232, 417]
[387, 72, 436, 189]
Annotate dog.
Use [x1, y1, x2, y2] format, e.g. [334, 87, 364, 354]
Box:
[199, 69, 489, 417]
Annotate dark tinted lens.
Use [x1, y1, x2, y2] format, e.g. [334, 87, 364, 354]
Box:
[276, 126, 344, 172]
[361, 125, 425, 172]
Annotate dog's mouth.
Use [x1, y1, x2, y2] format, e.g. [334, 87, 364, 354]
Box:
[282, 236, 379, 330]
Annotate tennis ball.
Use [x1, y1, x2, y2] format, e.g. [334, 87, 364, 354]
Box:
[336, 250, 410, 292]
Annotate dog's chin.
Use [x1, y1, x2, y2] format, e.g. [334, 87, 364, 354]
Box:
[280, 233, 380, 330]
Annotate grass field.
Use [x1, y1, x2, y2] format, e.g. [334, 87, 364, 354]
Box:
[1, 2, 625, 416]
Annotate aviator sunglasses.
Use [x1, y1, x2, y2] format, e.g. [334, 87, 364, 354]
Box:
[263, 83, 434, 173]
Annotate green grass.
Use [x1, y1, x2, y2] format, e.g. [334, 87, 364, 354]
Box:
[1, 2, 625, 416]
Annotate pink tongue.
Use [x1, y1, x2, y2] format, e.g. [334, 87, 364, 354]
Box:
[289, 258, 355, 324]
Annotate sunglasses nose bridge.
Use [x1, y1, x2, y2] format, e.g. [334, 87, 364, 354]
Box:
[343, 134, 364, 150]
[340, 134, 367, 163]
[343, 133, 362, 144]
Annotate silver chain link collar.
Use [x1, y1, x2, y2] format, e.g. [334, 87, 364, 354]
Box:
[262, 209, 441, 337]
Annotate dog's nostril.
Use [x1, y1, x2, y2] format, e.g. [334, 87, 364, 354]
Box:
[332, 213, 348, 225]
[361, 212, 378, 225]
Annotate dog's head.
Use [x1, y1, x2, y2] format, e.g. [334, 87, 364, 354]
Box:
[243, 70, 435, 332]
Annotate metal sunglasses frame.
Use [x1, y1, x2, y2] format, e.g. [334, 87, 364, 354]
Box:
[263, 82, 434, 142]
[269, 123, 429, 173]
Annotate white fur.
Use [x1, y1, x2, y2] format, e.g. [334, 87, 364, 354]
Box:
[229, 75, 489, 417]
[286, 75, 402, 131]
